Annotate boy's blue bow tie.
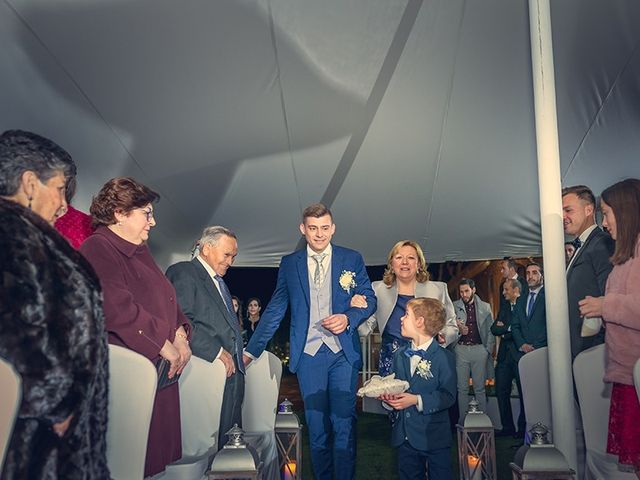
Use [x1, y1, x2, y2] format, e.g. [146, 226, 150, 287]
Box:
[404, 348, 428, 359]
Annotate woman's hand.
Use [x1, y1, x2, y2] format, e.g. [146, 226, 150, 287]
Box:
[350, 294, 368, 309]
[578, 295, 604, 318]
[52, 414, 74, 437]
[159, 340, 181, 378]
[172, 327, 192, 374]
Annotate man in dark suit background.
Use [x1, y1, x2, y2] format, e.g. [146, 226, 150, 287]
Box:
[491, 278, 526, 438]
[166, 226, 244, 449]
[512, 263, 547, 356]
[562, 185, 614, 359]
[496, 258, 527, 324]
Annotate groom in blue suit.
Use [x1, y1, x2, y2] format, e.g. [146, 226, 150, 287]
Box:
[244, 203, 376, 480]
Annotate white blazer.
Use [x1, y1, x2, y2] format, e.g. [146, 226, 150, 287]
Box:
[358, 280, 459, 347]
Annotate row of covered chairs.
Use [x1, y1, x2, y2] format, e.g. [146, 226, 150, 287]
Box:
[0, 349, 283, 480]
[518, 345, 639, 480]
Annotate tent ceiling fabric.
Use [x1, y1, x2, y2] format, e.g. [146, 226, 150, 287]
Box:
[2, 0, 640, 267]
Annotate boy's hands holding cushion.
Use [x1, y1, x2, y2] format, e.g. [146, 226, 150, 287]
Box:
[379, 393, 419, 410]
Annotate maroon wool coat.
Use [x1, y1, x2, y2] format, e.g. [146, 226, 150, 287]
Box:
[80, 226, 191, 477]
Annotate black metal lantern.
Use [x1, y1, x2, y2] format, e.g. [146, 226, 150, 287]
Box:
[456, 398, 497, 480]
[275, 399, 302, 480]
[509, 423, 575, 479]
[208, 424, 262, 479]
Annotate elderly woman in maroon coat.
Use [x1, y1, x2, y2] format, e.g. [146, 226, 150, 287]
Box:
[80, 177, 192, 477]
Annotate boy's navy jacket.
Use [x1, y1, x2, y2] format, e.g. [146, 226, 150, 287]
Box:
[390, 341, 457, 451]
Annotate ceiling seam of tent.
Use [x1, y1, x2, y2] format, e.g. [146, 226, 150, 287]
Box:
[292, 0, 424, 252]
[424, 0, 468, 246]
[267, 0, 304, 219]
[4, 0, 152, 186]
[564, 37, 640, 180]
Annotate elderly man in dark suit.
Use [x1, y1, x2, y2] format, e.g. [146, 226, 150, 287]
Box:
[491, 278, 526, 438]
[166, 226, 244, 449]
[562, 185, 614, 359]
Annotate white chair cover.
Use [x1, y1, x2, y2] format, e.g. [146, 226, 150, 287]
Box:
[633, 358, 640, 400]
[518, 347, 552, 432]
[519, 347, 586, 478]
[0, 357, 21, 473]
[573, 344, 635, 479]
[242, 351, 283, 432]
[178, 356, 227, 456]
[156, 356, 226, 480]
[107, 345, 157, 480]
[242, 351, 283, 480]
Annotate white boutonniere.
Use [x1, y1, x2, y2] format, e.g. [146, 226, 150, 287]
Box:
[338, 270, 357, 293]
[416, 359, 433, 380]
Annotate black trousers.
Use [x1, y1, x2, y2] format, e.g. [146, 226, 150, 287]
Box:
[494, 357, 526, 434]
[397, 441, 452, 480]
[218, 369, 245, 450]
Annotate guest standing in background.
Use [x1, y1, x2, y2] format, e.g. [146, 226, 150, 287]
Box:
[80, 177, 192, 477]
[492, 278, 526, 437]
[0, 130, 109, 479]
[53, 160, 93, 248]
[579, 178, 640, 477]
[453, 278, 495, 421]
[232, 295, 243, 328]
[244, 297, 262, 344]
[232, 295, 247, 343]
[564, 241, 576, 266]
[357, 240, 458, 376]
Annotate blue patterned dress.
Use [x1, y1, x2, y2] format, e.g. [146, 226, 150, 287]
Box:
[378, 294, 413, 376]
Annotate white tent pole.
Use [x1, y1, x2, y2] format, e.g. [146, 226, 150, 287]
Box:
[527, 0, 578, 471]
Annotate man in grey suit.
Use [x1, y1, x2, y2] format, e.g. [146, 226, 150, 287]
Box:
[453, 278, 495, 421]
[562, 185, 614, 359]
[166, 226, 244, 449]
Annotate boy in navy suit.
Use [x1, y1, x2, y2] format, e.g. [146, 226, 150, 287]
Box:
[380, 297, 457, 480]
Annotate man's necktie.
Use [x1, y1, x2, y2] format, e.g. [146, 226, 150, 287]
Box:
[215, 274, 245, 374]
[215, 274, 235, 317]
[527, 291, 536, 317]
[312, 253, 327, 287]
[571, 237, 582, 249]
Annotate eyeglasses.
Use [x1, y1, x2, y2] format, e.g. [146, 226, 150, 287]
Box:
[140, 208, 154, 222]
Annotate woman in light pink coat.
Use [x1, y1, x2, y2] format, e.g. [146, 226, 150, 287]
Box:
[580, 178, 640, 477]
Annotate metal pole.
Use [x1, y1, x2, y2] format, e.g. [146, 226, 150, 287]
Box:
[527, 0, 578, 471]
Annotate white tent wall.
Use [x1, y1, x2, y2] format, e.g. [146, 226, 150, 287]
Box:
[1, 0, 640, 268]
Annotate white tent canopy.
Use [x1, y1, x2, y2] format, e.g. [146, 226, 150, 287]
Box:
[2, 0, 640, 267]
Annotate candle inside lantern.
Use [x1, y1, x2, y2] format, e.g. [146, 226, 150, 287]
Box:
[283, 460, 297, 480]
[467, 454, 482, 480]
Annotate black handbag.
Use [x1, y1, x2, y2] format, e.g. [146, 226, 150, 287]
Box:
[155, 358, 180, 390]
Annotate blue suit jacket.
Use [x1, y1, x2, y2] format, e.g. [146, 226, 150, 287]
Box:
[511, 287, 547, 353]
[245, 244, 377, 373]
[390, 342, 457, 451]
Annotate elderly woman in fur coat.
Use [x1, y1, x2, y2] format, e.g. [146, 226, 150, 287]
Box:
[0, 130, 109, 479]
